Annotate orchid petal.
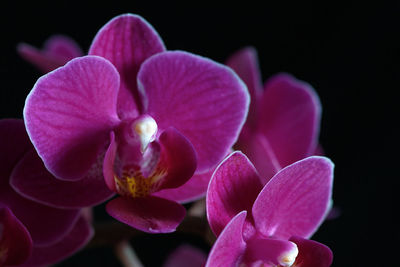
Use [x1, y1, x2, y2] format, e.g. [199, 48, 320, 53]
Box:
[163, 244, 207, 267]
[19, 215, 94, 267]
[42, 35, 83, 59]
[156, 127, 197, 190]
[325, 204, 341, 220]
[106, 196, 185, 233]
[17, 35, 83, 73]
[314, 144, 325, 156]
[252, 156, 334, 239]
[103, 131, 118, 191]
[226, 46, 263, 127]
[24, 55, 121, 181]
[236, 132, 281, 184]
[0, 205, 32, 266]
[0, 119, 81, 246]
[89, 13, 165, 118]
[205, 211, 247, 267]
[0, 119, 32, 188]
[244, 238, 299, 267]
[154, 149, 231, 204]
[139, 51, 249, 173]
[206, 152, 262, 238]
[154, 169, 212, 203]
[257, 73, 321, 168]
[0, 188, 80, 246]
[10, 150, 114, 209]
[289, 236, 333, 267]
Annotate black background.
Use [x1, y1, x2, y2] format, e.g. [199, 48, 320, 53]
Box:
[1, 1, 398, 266]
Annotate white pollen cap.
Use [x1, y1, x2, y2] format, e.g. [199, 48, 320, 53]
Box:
[278, 241, 299, 267]
[133, 116, 158, 153]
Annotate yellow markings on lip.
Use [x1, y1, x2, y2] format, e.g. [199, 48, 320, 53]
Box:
[114, 168, 166, 198]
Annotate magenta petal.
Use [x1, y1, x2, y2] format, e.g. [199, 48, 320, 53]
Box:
[325, 204, 341, 220]
[106, 196, 186, 233]
[236, 132, 281, 183]
[289, 236, 333, 267]
[206, 151, 262, 238]
[103, 131, 118, 191]
[252, 156, 334, 239]
[18, 43, 67, 73]
[0, 119, 81, 246]
[156, 127, 197, 190]
[163, 244, 207, 267]
[20, 215, 94, 267]
[244, 238, 299, 267]
[154, 149, 231, 203]
[0, 119, 32, 188]
[226, 47, 263, 127]
[139, 51, 249, 173]
[17, 35, 83, 73]
[10, 150, 114, 209]
[24, 55, 121, 181]
[0, 189, 80, 246]
[205, 211, 247, 267]
[43, 35, 83, 59]
[257, 73, 321, 168]
[0, 206, 32, 266]
[314, 144, 325, 156]
[89, 13, 165, 118]
[154, 169, 212, 203]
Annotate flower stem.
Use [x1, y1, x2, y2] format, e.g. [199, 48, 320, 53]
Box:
[114, 240, 144, 267]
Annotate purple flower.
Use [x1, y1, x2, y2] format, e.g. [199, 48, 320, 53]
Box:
[0, 119, 93, 267]
[227, 47, 322, 182]
[17, 35, 84, 73]
[24, 14, 249, 233]
[206, 151, 333, 266]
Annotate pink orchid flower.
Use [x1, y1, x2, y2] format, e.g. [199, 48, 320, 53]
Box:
[17, 35, 84, 73]
[0, 119, 93, 267]
[17, 20, 229, 206]
[227, 47, 322, 182]
[206, 151, 333, 266]
[24, 14, 249, 233]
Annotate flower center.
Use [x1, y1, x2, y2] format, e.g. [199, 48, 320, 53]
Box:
[132, 116, 158, 153]
[277, 241, 298, 267]
[114, 168, 166, 198]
